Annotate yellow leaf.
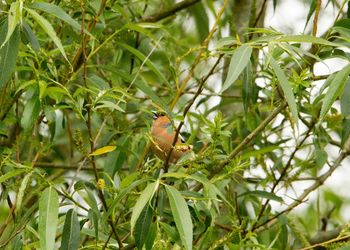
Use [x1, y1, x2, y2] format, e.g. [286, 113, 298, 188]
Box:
[89, 146, 116, 156]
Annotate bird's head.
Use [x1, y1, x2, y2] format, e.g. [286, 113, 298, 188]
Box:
[152, 111, 172, 128]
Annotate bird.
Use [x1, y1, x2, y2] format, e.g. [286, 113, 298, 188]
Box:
[150, 111, 193, 163]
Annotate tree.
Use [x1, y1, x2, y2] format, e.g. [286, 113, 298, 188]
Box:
[0, 0, 350, 249]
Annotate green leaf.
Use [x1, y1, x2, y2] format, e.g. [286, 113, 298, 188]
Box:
[241, 190, 283, 202]
[21, 95, 41, 132]
[60, 209, 80, 250]
[88, 209, 99, 242]
[134, 203, 154, 250]
[15, 171, 33, 215]
[116, 41, 170, 87]
[190, 2, 209, 42]
[26, 8, 68, 61]
[303, 0, 316, 32]
[242, 61, 253, 112]
[22, 21, 40, 51]
[39, 186, 59, 250]
[269, 56, 298, 124]
[221, 44, 252, 93]
[0, 169, 26, 184]
[165, 185, 193, 250]
[0, 24, 20, 88]
[30, 2, 79, 31]
[104, 177, 152, 219]
[319, 64, 350, 123]
[134, 81, 169, 113]
[275, 35, 340, 47]
[1, 0, 21, 48]
[341, 79, 350, 145]
[130, 181, 159, 233]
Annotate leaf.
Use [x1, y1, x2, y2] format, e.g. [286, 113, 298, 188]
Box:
[22, 21, 40, 51]
[130, 181, 159, 233]
[39, 186, 59, 250]
[104, 177, 152, 219]
[89, 146, 117, 156]
[221, 44, 252, 93]
[242, 61, 253, 112]
[319, 64, 350, 123]
[303, 0, 316, 32]
[241, 190, 283, 202]
[1, 0, 21, 48]
[269, 56, 298, 124]
[0, 24, 20, 88]
[94, 100, 125, 112]
[165, 185, 193, 250]
[30, 2, 82, 33]
[21, 95, 41, 132]
[26, 8, 68, 61]
[275, 35, 340, 47]
[134, 203, 154, 250]
[15, 171, 33, 215]
[341, 79, 350, 145]
[116, 41, 170, 87]
[0, 169, 26, 184]
[134, 81, 169, 113]
[190, 2, 209, 42]
[60, 209, 80, 250]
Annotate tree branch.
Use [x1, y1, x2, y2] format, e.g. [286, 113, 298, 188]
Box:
[142, 0, 201, 22]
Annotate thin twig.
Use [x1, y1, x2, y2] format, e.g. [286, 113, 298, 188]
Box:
[254, 151, 348, 233]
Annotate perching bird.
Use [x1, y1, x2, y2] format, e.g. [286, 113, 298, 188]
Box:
[151, 112, 193, 163]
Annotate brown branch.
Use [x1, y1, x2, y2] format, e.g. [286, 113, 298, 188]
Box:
[163, 55, 224, 171]
[312, 0, 322, 37]
[142, 0, 201, 22]
[210, 102, 287, 179]
[252, 120, 316, 230]
[79, 1, 123, 248]
[254, 150, 349, 233]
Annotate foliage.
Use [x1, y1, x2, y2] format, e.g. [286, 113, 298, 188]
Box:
[1, 0, 350, 249]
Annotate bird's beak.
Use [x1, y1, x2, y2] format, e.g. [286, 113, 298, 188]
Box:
[151, 111, 159, 120]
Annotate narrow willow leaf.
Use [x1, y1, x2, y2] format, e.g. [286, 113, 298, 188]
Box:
[276, 35, 339, 47]
[29, 2, 93, 38]
[89, 146, 117, 156]
[21, 95, 41, 131]
[241, 190, 283, 202]
[242, 61, 253, 112]
[88, 209, 99, 242]
[269, 56, 298, 124]
[0, 169, 26, 184]
[117, 41, 170, 87]
[1, 1, 21, 48]
[130, 181, 159, 233]
[134, 203, 154, 250]
[105, 177, 151, 219]
[165, 185, 193, 250]
[30, 2, 78, 31]
[221, 44, 252, 93]
[190, 2, 209, 42]
[15, 171, 33, 215]
[0, 25, 20, 88]
[341, 79, 350, 145]
[303, 0, 316, 32]
[134, 81, 169, 113]
[319, 64, 350, 123]
[26, 8, 68, 61]
[39, 187, 59, 250]
[22, 21, 40, 51]
[60, 209, 80, 250]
